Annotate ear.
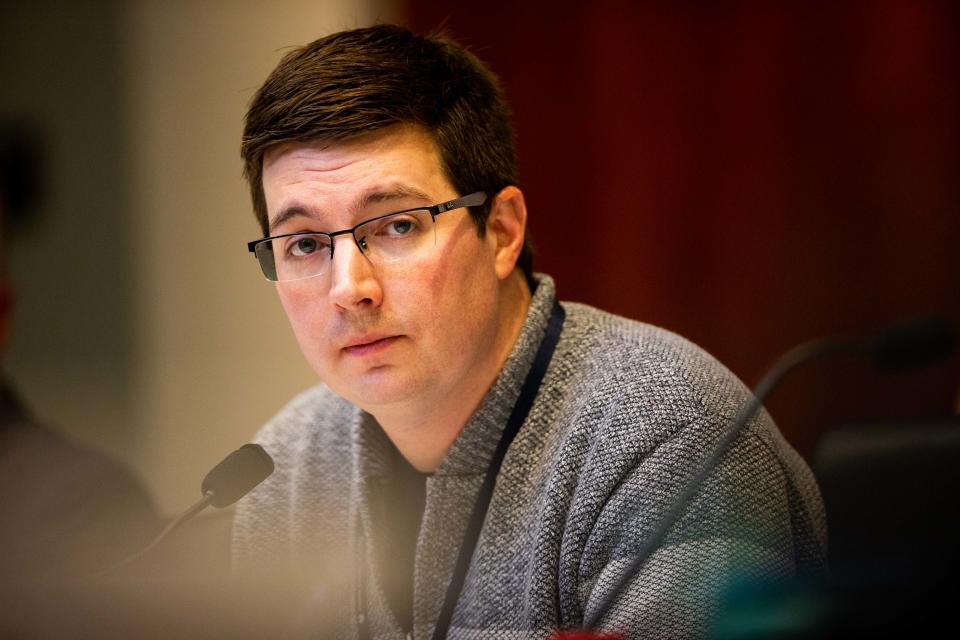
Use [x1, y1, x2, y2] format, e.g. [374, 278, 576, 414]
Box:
[486, 186, 528, 280]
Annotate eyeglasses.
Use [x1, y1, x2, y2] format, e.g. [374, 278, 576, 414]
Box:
[247, 191, 487, 282]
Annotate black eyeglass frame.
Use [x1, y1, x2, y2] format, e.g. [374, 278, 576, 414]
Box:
[246, 191, 488, 260]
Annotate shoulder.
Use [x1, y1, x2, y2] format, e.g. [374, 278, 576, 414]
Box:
[532, 303, 828, 584]
[547, 301, 826, 524]
[241, 383, 358, 515]
[246, 384, 359, 504]
[233, 384, 358, 565]
[555, 301, 755, 438]
[551, 301, 817, 496]
[253, 383, 357, 463]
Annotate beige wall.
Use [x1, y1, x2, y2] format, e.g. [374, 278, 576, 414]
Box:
[3, 0, 397, 514]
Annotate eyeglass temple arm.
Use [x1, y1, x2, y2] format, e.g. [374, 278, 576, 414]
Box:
[435, 191, 487, 214]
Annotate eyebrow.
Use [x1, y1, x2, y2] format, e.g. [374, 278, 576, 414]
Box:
[268, 184, 435, 234]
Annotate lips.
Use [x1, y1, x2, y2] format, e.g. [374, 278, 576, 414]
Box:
[341, 335, 401, 356]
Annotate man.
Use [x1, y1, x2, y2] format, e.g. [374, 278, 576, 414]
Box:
[233, 25, 827, 639]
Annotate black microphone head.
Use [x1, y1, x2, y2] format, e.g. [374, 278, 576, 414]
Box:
[201, 444, 274, 508]
[866, 316, 956, 371]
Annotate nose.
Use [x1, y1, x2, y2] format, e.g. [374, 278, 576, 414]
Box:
[328, 234, 383, 311]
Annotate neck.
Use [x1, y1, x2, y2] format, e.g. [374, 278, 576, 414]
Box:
[372, 271, 532, 472]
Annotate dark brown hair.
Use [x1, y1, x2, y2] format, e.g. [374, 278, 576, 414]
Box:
[241, 24, 533, 277]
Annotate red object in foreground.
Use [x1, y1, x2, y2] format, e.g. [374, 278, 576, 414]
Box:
[551, 632, 625, 640]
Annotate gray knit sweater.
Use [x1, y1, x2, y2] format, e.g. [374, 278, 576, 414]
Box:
[232, 274, 828, 639]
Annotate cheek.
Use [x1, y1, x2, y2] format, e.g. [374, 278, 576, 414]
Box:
[418, 235, 499, 336]
[446, 230, 499, 298]
[277, 285, 329, 357]
[386, 251, 452, 324]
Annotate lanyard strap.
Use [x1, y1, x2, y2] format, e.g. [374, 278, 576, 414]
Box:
[431, 300, 566, 640]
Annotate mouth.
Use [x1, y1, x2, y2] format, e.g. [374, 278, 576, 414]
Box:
[342, 335, 401, 357]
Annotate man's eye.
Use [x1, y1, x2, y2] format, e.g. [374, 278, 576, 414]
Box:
[285, 235, 325, 257]
[383, 217, 417, 236]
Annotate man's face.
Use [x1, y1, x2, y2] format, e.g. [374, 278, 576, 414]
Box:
[261, 125, 505, 413]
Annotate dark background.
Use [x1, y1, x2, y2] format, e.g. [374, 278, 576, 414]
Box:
[406, 0, 959, 457]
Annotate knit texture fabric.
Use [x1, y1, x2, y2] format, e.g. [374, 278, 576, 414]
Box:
[232, 274, 828, 639]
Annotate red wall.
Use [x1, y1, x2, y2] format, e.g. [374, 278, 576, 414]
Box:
[406, 1, 960, 455]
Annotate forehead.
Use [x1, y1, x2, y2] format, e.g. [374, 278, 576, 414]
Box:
[261, 125, 448, 210]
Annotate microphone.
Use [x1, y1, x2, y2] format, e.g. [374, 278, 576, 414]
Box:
[98, 443, 273, 575]
[202, 443, 275, 508]
[579, 315, 955, 633]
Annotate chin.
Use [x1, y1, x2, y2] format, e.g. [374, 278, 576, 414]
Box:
[329, 367, 425, 410]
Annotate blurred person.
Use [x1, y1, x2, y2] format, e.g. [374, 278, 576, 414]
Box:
[0, 123, 159, 586]
[233, 25, 827, 639]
